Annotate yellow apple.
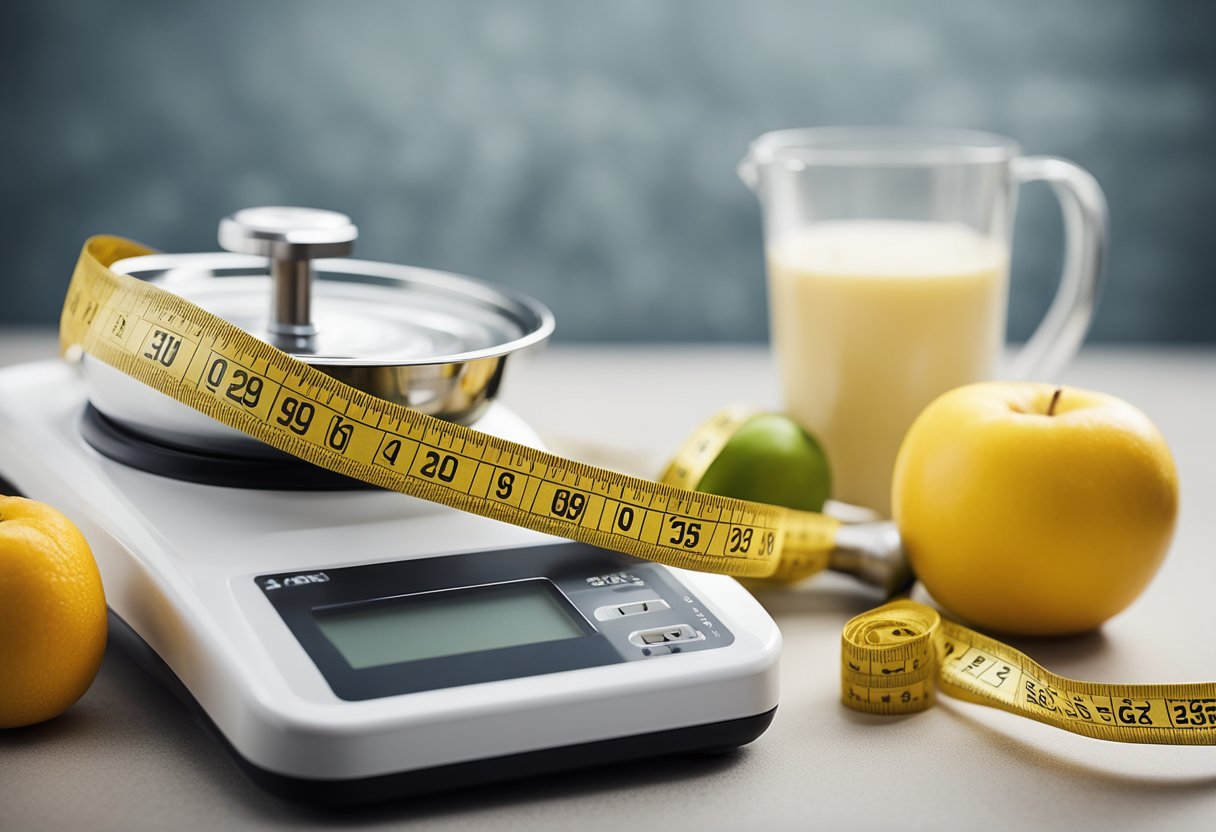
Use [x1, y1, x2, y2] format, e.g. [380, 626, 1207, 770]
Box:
[892, 382, 1178, 636]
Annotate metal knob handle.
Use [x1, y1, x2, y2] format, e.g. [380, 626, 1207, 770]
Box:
[828, 521, 913, 596]
[217, 206, 358, 352]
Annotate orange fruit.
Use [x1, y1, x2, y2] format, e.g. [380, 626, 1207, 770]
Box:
[0, 496, 107, 728]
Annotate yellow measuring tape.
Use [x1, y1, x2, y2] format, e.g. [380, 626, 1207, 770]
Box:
[61, 237, 838, 580]
[843, 601, 1215, 744]
[59, 236, 1216, 745]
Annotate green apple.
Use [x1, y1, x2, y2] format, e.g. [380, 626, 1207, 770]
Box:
[695, 413, 831, 512]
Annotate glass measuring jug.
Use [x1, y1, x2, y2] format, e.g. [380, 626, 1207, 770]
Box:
[739, 128, 1107, 516]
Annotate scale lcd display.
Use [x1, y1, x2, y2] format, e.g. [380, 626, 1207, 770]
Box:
[313, 580, 589, 669]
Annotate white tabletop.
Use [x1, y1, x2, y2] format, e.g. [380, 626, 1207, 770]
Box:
[2, 332, 1214, 831]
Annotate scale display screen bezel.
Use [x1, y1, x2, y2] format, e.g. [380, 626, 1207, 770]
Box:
[256, 542, 734, 701]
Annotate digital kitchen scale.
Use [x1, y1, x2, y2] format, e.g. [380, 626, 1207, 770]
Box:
[0, 208, 780, 805]
[0, 362, 780, 804]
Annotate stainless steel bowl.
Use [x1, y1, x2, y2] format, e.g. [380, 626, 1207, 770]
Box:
[82, 208, 554, 457]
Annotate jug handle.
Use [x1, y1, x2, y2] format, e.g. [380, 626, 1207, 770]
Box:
[737, 154, 761, 192]
[1008, 156, 1108, 380]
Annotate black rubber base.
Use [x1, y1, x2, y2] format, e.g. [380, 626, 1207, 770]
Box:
[108, 611, 777, 807]
[80, 405, 374, 490]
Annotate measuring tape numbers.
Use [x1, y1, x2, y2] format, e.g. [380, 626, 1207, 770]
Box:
[59, 237, 1216, 745]
[658, 404, 837, 584]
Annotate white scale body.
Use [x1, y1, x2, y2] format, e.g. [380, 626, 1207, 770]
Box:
[0, 361, 781, 803]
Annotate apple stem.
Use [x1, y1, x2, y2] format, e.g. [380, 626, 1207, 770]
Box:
[1047, 388, 1063, 417]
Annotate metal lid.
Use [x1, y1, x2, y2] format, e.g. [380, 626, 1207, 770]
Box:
[109, 253, 555, 366]
[108, 205, 553, 366]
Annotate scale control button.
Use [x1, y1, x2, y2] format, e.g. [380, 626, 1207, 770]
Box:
[629, 624, 704, 648]
[593, 599, 671, 621]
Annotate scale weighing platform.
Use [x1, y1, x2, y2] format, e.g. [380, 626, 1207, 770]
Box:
[0, 361, 781, 805]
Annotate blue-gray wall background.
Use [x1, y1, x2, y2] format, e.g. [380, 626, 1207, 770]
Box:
[3, 0, 1214, 341]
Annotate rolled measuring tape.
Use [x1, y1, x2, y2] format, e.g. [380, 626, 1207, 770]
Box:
[843, 601, 1216, 745]
[59, 236, 1216, 745]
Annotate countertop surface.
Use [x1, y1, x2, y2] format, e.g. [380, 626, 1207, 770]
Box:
[2, 332, 1214, 831]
